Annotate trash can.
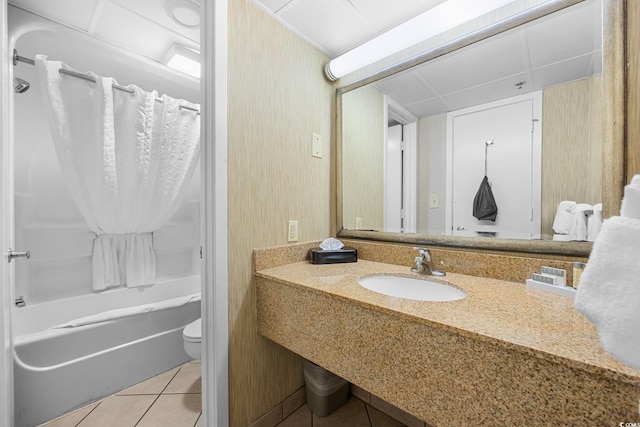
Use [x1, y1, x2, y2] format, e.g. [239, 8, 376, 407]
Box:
[303, 359, 350, 417]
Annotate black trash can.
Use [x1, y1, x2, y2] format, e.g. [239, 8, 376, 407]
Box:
[303, 359, 350, 417]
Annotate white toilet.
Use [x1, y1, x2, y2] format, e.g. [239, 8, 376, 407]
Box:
[183, 318, 201, 359]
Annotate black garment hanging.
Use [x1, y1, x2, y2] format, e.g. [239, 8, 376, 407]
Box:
[473, 176, 498, 221]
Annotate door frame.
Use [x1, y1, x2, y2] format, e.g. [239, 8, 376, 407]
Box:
[1, 1, 14, 425]
[384, 97, 417, 233]
[445, 91, 542, 238]
[0, 2, 230, 426]
[201, 1, 229, 426]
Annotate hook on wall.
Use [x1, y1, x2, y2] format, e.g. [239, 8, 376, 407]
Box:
[484, 140, 494, 177]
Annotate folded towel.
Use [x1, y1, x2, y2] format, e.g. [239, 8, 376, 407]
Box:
[552, 201, 577, 234]
[51, 293, 201, 328]
[552, 234, 571, 242]
[574, 216, 640, 369]
[569, 203, 592, 241]
[620, 175, 640, 220]
[587, 203, 602, 242]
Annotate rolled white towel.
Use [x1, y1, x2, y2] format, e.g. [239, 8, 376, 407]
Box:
[587, 203, 602, 242]
[569, 203, 592, 241]
[620, 175, 640, 220]
[552, 234, 571, 242]
[552, 201, 577, 234]
[574, 216, 640, 369]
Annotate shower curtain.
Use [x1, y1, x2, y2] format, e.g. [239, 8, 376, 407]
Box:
[34, 55, 200, 291]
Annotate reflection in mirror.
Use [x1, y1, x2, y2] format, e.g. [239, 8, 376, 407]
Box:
[341, 0, 602, 242]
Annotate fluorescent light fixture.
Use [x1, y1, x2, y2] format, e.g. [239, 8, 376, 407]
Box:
[324, 0, 516, 81]
[163, 43, 201, 79]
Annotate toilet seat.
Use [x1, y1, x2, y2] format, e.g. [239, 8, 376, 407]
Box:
[183, 318, 201, 343]
[183, 318, 201, 359]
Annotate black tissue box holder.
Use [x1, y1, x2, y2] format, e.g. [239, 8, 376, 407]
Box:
[309, 247, 358, 264]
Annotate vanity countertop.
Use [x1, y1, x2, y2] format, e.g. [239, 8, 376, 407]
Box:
[256, 259, 640, 385]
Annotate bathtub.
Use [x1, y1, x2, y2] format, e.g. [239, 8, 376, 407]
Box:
[12, 276, 201, 427]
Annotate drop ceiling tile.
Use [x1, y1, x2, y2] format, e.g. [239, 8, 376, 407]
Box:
[277, 0, 374, 56]
[415, 29, 527, 96]
[374, 71, 436, 106]
[348, 0, 446, 33]
[526, 1, 600, 69]
[8, 0, 99, 31]
[530, 54, 594, 90]
[441, 72, 530, 112]
[109, 0, 200, 43]
[404, 97, 450, 118]
[253, 0, 291, 13]
[93, 1, 198, 61]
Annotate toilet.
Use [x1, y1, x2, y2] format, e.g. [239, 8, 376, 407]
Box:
[183, 318, 201, 359]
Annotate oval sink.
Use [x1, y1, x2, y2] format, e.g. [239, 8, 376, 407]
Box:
[358, 275, 466, 302]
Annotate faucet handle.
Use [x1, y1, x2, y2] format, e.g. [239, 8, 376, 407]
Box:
[412, 247, 431, 261]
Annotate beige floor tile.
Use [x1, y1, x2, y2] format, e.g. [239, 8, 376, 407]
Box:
[136, 394, 202, 427]
[367, 404, 406, 427]
[118, 367, 180, 395]
[277, 404, 312, 427]
[76, 395, 157, 427]
[164, 363, 202, 394]
[313, 396, 371, 427]
[40, 402, 99, 427]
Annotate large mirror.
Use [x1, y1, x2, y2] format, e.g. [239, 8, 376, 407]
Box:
[337, 0, 623, 256]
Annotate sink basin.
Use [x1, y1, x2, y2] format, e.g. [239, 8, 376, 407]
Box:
[358, 275, 466, 302]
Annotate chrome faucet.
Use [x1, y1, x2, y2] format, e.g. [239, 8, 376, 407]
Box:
[411, 247, 445, 276]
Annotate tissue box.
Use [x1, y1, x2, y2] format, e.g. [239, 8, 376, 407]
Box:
[309, 248, 357, 264]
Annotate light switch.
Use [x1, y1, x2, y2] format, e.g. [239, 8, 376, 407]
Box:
[429, 194, 439, 209]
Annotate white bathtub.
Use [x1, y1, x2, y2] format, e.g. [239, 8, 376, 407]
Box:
[12, 276, 201, 427]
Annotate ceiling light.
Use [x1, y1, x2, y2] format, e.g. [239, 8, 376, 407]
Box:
[324, 0, 516, 81]
[163, 43, 201, 79]
[164, 0, 200, 29]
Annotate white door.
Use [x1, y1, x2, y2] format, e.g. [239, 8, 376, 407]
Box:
[446, 92, 542, 239]
[384, 124, 403, 232]
[1, 2, 15, 424]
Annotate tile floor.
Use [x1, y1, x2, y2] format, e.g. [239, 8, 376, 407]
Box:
[42, 360, 406, 427]
[41, 360, 202, 427]
[276, 397, 406, 427]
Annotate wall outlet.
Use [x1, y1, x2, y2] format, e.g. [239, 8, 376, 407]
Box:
[355, 217, 362, 230]
[429, 194, 439, 209]
[312, 133, 322, 158]
[288, 220, 299, 242]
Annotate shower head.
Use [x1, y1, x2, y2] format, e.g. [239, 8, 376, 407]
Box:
[14, 77, 30, 94]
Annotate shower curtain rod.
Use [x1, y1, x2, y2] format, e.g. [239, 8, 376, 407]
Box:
[13, 50, 200, 114]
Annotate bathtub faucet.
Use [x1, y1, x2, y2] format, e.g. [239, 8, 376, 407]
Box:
[411, 247, 446, 276]
[15, 296, 26, 307]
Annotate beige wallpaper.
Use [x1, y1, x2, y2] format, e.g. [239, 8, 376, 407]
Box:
[541, 75, 603, 238]
[227, 0, 333, 424]
[341, 86, 385, 231]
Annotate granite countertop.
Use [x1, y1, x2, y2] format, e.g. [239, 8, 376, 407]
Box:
[256, 259, 640, 385]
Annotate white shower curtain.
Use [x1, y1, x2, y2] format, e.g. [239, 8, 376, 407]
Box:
[35, 55, 200, 291]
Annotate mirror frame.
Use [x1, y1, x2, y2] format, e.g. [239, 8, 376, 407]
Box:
[335, 0, 625, 257]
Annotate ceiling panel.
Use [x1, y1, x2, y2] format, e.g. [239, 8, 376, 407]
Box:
[415, 29, 528, 96]
[374, 72, 436, 106]
[109, 0, 200, 43]
[525, 0, 600, 68]
[348, 0, 447, 33]
[530, 54, 596, 90]
[254, 0, 291, 13]
[277, 0, 376, 56]
[9, 0, 99, 31]
[93, 1, 194, 60]
[440, 72, 530, 111]
[404, 97, 450, 118]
